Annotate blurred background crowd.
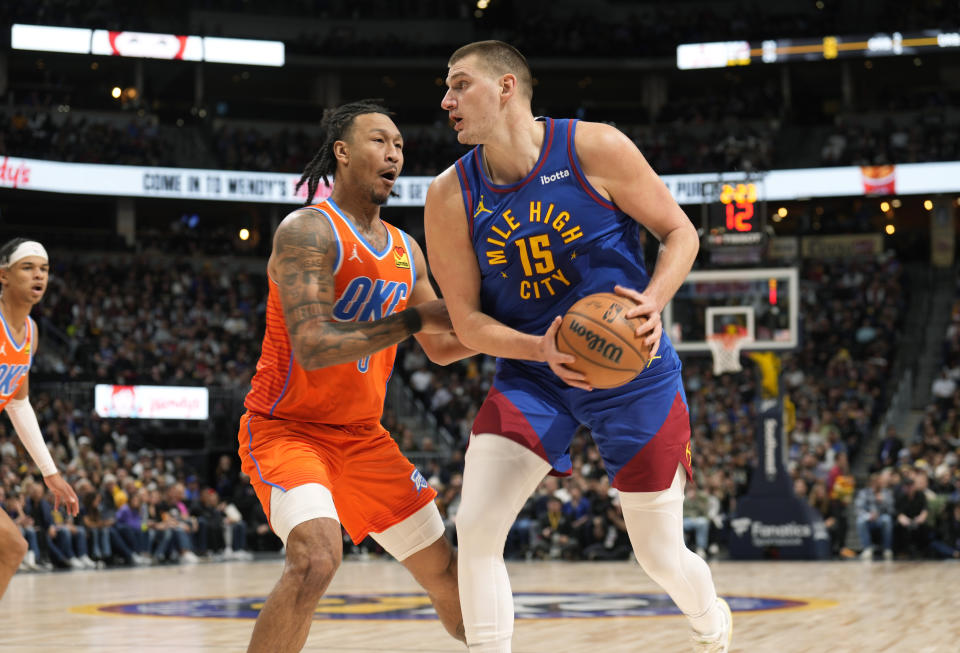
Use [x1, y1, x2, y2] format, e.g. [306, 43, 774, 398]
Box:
[2, 0, 960, 571]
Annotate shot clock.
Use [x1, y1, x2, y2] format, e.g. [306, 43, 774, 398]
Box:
[699, 177, 768, 264]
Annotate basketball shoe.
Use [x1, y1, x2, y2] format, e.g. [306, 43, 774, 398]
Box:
[690, 597, 733, 652]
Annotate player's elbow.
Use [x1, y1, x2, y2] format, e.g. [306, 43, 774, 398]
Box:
[424, 350, 457, 366]
[664, 220, 700, 259]
[290, 334, 332, 371]
[420, 340, 470, 366]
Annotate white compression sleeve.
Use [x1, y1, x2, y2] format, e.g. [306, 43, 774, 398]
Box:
[456, 434, 551, 652]
[618, 466, 721, 635]
[6, 397, 57, 476]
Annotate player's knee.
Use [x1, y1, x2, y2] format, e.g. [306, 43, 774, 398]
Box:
[285, 549, 340, 591]
[455, 503, 505, 554]
[284, 542, 341, 591]
[0, 532, 28, 569]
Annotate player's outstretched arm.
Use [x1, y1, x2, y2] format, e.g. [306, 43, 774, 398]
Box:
[424, 168, 586, 383]
[405, 237, 475, 366]
[6, 334, 80, 516]
[574, 121, 700, 354]
[271, 209, 447, 370]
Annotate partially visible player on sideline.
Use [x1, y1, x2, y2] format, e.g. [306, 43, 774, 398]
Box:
[238, 101, 471, 653]
[424, 42, 731, 652]
[0, 239, 79, 600]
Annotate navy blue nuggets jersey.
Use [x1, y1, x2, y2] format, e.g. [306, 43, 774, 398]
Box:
[455, 118, 692, 492]
[455, 117, 678, 368]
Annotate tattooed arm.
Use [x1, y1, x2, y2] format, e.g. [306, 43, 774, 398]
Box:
[269, 209, 449, 371]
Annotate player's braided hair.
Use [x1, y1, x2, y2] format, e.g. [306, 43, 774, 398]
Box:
[295, 99, 394, 205]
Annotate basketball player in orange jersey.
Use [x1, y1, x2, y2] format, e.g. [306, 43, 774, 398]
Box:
[424, 42, 731, 652]
[238, 101, 472, 653]
[0, 239, 80, 600]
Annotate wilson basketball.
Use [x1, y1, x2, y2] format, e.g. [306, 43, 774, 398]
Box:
[556, 292, 651, 389]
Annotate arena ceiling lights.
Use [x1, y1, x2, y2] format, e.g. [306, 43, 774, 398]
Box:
[677, 29, 960, 69]
[11, 24, 285, 67]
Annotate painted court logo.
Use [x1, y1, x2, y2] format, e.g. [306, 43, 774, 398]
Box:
[75, 592, 830, 621]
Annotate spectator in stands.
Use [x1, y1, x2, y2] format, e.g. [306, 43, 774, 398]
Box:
[808, 480, 847, 557]
[683, 483, 713, 559]
[158, 483, 200, 563]
[876, 426, 903, 472]
[194, 487, 251, 560]
[212, 454, 237, 501]
[25, 480, 94, 569]
[580, 509, 631, 561]
[894, 467, 931, 558]
[562, 481, 592, 535]
[930, 501, 960, 560]
[114, 489, 150, 563]
[532, 497, 578, 560]
[232, 472, 280, 552]
[80, 488, 111, 566]
[855, 471, 894, 561]
[931, 370, 956, 409]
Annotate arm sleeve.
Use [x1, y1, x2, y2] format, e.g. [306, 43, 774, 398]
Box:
[6, 396, 57, 476]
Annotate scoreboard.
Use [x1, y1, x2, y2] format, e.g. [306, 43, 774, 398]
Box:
[699, 177, 768, 264]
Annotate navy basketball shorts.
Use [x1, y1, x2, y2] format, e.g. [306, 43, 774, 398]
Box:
[472, 357, 693, 492]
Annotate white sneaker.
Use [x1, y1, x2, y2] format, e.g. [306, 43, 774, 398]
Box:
[691, 597, 733, 653]
[235, 550, 254, 561]
[180, 550, 200, 564]
[883, 549, 894, 561]
[68, 557, 85, 570]
[80, 555, 97, 569]
[859, 547, 874, 561]
[23, 550, 40, 571]
[696, 547, 707, 559]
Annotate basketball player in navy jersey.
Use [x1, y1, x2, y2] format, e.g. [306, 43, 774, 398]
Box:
[424, 41, 732, 652]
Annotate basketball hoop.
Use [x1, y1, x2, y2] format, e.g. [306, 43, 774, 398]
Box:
[706, 329, 752, 375]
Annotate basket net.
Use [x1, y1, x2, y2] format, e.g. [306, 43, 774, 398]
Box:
[706, 328, 752, 375]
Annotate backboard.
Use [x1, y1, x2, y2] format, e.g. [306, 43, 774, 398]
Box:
[664, 267, 799, 352]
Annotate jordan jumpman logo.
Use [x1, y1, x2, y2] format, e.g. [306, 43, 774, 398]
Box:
[474, 195, 493, 218]
[348, 244, 363, 263]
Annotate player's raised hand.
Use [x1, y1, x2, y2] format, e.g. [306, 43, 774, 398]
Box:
[44, 473, 80, 517]
[542, 316, 593, 391]
[415, 299, 456, 334]
[613, 285, 662, 358]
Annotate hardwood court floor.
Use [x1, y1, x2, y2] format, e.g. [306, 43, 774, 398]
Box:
[1, 557, 957, 652]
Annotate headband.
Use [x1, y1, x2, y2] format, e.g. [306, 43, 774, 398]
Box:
[5, 241, 48, 267]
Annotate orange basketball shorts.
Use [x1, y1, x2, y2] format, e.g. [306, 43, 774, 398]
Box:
[238, 412, 437, 544]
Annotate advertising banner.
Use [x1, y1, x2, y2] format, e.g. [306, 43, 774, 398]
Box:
[94, 384, 209, 420]
[4, 155, 960, 206]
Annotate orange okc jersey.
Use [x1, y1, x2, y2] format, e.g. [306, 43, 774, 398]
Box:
[0, 315, 34, 411]
[245, 199, 416, 425]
